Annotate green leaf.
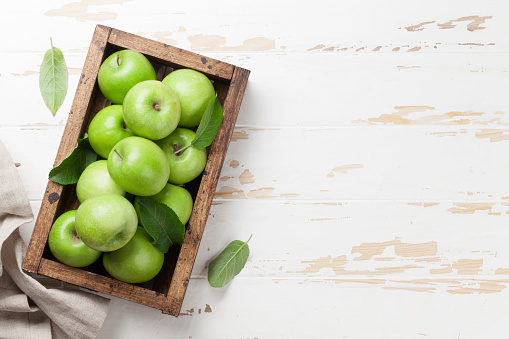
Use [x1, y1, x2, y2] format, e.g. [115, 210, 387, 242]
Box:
[39, 38, 68, 116]
[48, 135, 97, 185]
[191, 95, 223, 149]
[208, 235, 252, 288]
[137, 200, 185, 253]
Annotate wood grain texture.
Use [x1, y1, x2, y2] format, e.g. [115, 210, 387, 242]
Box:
[3, 53, 508, 128]
[96, 277, 509, 338]
[108, 28, 234, 81]
[2, 1, 508, 53]
[38, 259, 166, 309]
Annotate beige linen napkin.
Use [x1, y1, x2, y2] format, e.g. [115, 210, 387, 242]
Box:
[0, 139, 110, 339]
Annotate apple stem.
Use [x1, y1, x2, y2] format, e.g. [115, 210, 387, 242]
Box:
[113, 148, 124, 161]
[153, 103, 160, 111]
[174, 143, 192, 156]
[116, 53, 120, 67]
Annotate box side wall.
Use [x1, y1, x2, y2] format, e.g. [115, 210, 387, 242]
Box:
[22, 25, 112, 273]
[165, 67, 250, 315]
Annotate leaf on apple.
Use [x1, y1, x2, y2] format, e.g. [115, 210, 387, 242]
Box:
[39, 38, 68, 116]
[137, 199, 185, 253]
[48, 134, 98, 185]
[208, 234, 252, 288]
[191, 95, 223, 149]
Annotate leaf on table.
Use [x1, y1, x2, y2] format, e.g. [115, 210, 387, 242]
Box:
[138, 199, 185, 253]
[208, 235, 252, 288]
[191, 95, 223, 149]
[48, 135, 97, 185]
[39, 38, 68, 116]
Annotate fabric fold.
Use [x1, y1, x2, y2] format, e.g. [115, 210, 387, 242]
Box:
[0, 139, 110, 339]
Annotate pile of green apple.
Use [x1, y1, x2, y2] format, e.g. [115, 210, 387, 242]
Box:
[48, 49, 216, 284]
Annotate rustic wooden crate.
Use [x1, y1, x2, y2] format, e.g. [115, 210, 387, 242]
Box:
[22, 25, 250, 316]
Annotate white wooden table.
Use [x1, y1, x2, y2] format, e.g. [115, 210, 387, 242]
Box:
[2, 1, 509, 337]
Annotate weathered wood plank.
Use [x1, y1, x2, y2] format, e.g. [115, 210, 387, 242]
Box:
[108, 28, 234, 81]
[38, 259, 166, 310]
[97, 277, 509, 338]
[5, 125, 509, 202]
[1, 1, 507, 54]
[21, 199, 509, 284]
[2, 53, 508, 127]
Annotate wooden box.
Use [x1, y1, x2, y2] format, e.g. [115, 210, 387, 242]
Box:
[22, 25, 250, 316]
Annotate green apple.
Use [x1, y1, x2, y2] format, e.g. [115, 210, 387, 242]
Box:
[75, 193, 138, 252]
[162, 69, 215, 128]
[103, 226, 164, 284]
[107, 136, 170, 196]
[123, 80, 180, 140]
[98, 50, 156, 104]
[134, 183, 193, 225]
[155, 128, 207, 185]
[88, 105, 134, 159]
[48, 210, 102, 267]
[76, 160, 126, 203]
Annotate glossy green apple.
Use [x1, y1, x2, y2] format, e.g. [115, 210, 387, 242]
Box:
[88, 105, 134, 159]
[123, 80, 180, 140]
[48, 210, 102, 267]
[155, 128, 207, 185]
[107, 136, 170, 196]
[75, 193, 138, 252]
[103, 226, 164, 284]
[98, 50, 156, 104]
[134, 183, 193, 225]
[76, 160, 126, 203]
[162, 69, 215, 128]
